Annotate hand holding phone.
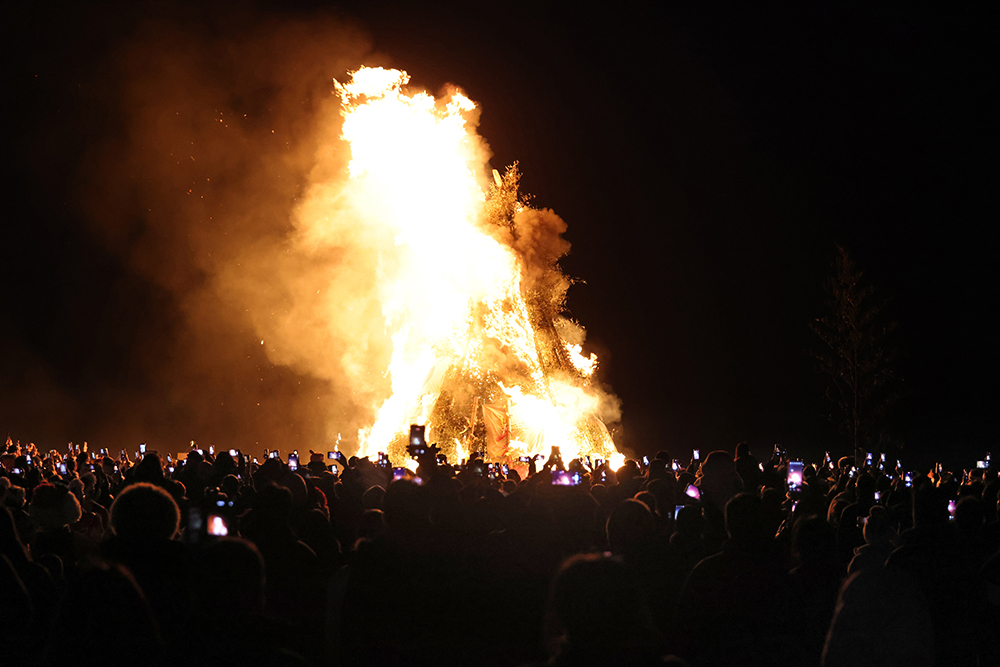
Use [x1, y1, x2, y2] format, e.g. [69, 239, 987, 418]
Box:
[787, 461, 804, 491]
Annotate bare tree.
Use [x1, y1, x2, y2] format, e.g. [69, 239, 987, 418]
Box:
[811, 245, 899, 463]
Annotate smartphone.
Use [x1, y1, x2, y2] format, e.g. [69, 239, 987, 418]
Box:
[552, 470, 583, 486]
[643, 455, 650, 466]
[288, 455, 298, 471]
[328, 451, 336, 459]
[229, 449, 237, 457]
[787, 460, 804, 491]
[487, 463, 497, 480]
[948, 499, 957, 520]
[409, 424, 426, 454]
[330, 463, 338, 474]
[977, 460, 987, 469]
[269, 450, 279, 459]
[674, 504, 685, 520]
[874, 490, 882, 502]
[140, 443, 146, 454]
[693, 449, 700, 461]
[377, 452, 389, 468]
[168, 466, 175, 473]
[685, 484, 700, 500]
[880, 453, 886, 463]
[100, 448, 107, 455]
[672, 460, 680, 471]
[12, 467, 22, 475]
[392, 467, 407, 481]
[207, 514, 229, 537]
[519, 456, 531, 463]
[502, 464, 509, 475]
[866, 452, 873, 465]
[167, 454, 172, 463]
[209, 446, 214, 455]
[59, 462, 67, 475]
[904, 472, 913, 487]
[25, 454, 32, 465]
[253, 457, 259, 465]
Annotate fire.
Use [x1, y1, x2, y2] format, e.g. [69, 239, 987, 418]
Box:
[333, 67, 619, 465]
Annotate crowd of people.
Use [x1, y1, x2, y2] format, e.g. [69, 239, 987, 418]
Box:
[2, 437, 999, 667]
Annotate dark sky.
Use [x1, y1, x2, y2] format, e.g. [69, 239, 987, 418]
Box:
[4, 1, 996, 466]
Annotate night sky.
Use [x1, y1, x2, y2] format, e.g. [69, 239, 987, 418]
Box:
[4, 1, 995, 467]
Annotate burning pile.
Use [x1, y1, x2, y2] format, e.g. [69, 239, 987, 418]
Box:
[328, 67, 620, 466]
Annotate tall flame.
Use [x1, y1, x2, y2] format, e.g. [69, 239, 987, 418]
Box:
[334, 67, 618, 464]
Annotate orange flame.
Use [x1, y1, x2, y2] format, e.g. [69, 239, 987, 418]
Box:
[333, 67, 619, 464]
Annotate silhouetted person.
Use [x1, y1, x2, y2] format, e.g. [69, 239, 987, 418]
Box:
[847, 505, 896, 575]
[42, 560, 165, 667]
[543, 553, 666, 666]
[788, 515, 842, 666]
[734, 443, 762, 491]
[675, 492, 794, 667]
[822, 569, 934, 667]
[188, 537, 310, 666]
[886, 483, 987, 666]
[102, 482, 192, 660]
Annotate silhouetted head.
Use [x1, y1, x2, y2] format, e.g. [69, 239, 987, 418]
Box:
[912, 484, 949, 529]
[955, 495, 985, 532]
[133, 454, 165, 484]
[617, 460, 640, 482]
[607, 499, 655, 556]
[793, 515, 837, 566]
[856, 473, 876, 500]
[674, 504, 704, 537]
[725, 492, 765, 544]
[111, 482, 180, 541]
[362, 485, 386, 510]
[191, 537, 265, 620]
[735, 442, 750, 460]
[384, 479, 429, 530]
[863, 505, 894, 544]
[28, 483, 81, 531]
[220, 474, 240, 498]
[699, 451, 743, 505]
[550, 553, 658, 650]
[253, 482, 293, 525]
[44, 560, 163, 667]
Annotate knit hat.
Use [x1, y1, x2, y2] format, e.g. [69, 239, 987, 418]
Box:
[28, 483, 82, 531]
